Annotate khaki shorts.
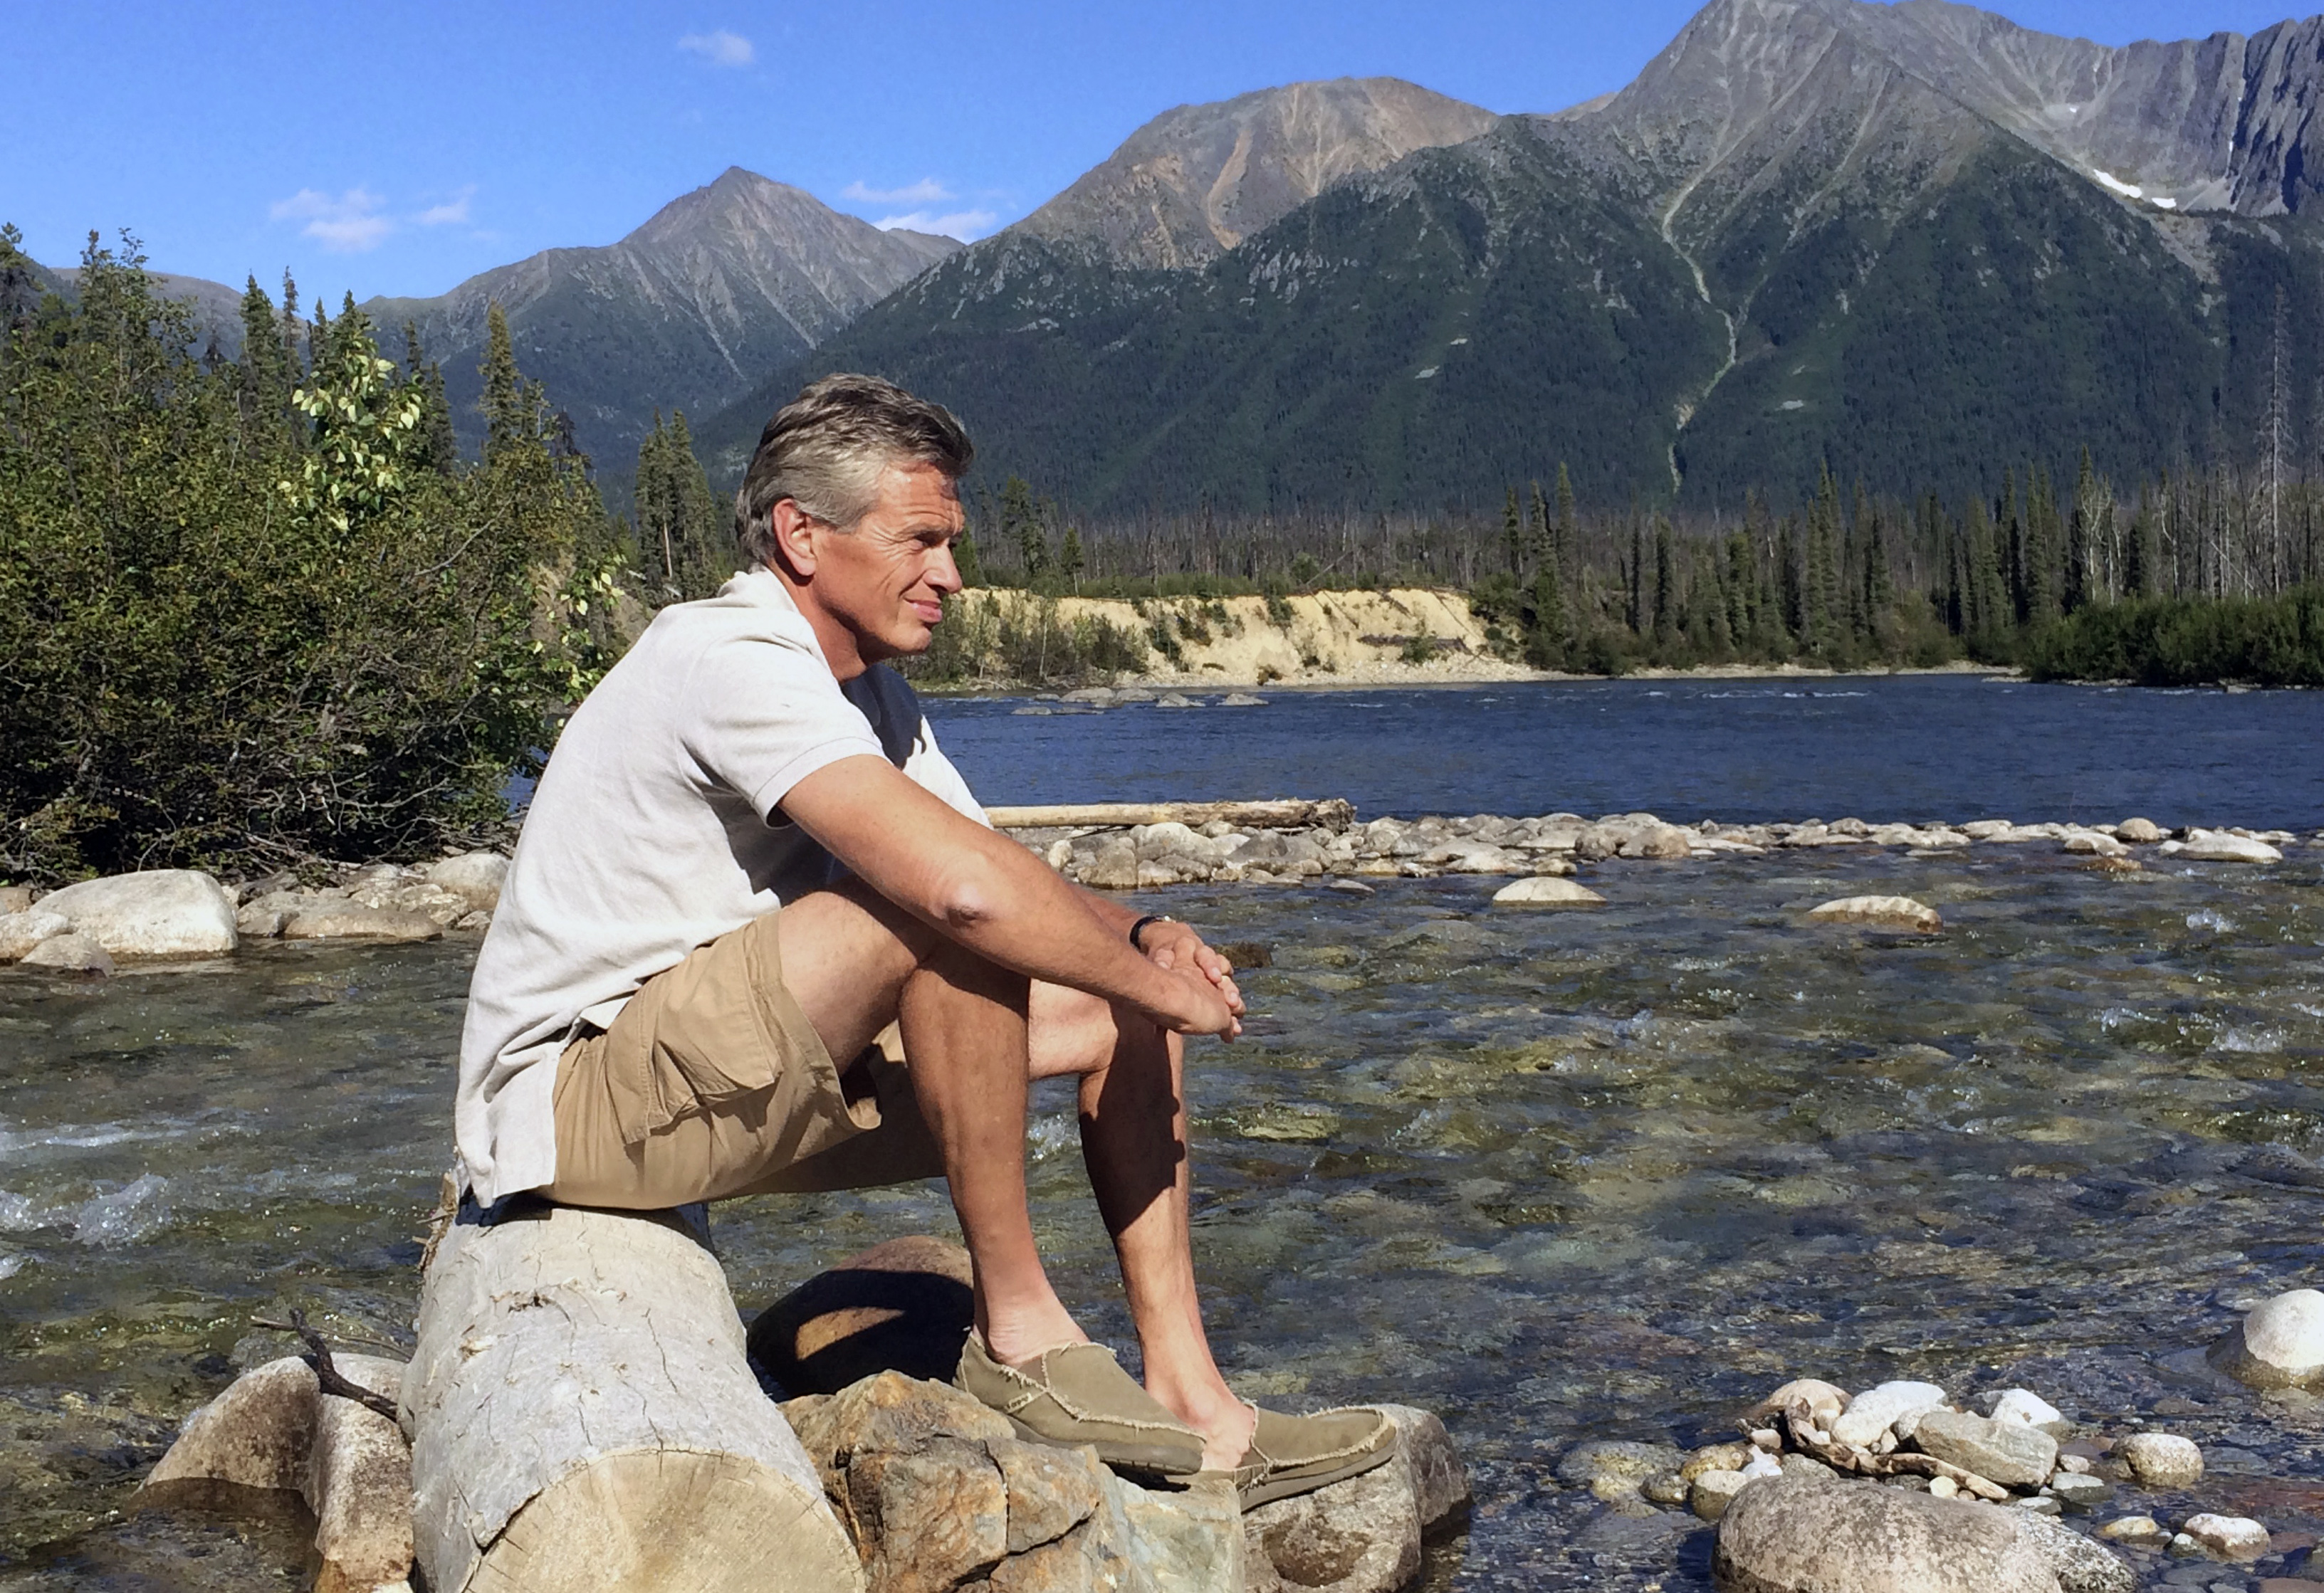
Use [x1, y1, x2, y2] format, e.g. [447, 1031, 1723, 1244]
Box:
[544, 908, 945, 1209]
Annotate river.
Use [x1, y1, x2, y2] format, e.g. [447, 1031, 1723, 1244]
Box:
[3, 678, 2321, 1589]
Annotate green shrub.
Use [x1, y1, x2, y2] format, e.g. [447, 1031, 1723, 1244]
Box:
[2028, 589, 2324, 686]
[0, 231, 619, 880]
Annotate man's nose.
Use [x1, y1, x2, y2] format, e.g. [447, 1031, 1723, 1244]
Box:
[928, 545, 964, 595]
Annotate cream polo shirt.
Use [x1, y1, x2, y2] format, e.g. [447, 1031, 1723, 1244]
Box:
[455, 569, 985, 1204]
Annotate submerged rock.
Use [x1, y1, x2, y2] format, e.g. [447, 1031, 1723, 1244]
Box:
[2114, 1431, 2202, 1488]
[2167, 829, 2283, 863]
[1492, 876, 1605, 908]
[2214, 1288, 2324, 1389]
[34, 870, 236, 957]
[20, 932, 114, 974]
[1556, 1439, 1687, 1503]
[2181, 1512, 2270, 1561]
[1806, 896, 1943, 933]
[281, 904, 442, 942]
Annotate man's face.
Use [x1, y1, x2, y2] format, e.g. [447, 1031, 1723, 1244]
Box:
[807, 461, 965, 662]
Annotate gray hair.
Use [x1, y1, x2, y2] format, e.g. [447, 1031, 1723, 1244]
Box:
[734, 373, 974, 567]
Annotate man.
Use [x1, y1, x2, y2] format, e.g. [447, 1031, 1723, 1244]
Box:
[456, 373, 1393, 1505]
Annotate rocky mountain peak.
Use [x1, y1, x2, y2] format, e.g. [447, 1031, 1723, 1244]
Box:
[1013, 76, 1499, 268]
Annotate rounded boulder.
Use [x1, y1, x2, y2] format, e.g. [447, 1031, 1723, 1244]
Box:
[33, 870, 236, 957]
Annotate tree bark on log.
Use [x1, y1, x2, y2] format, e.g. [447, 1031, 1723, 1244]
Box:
[403, 1202, 864, 1593]
[985, 799, 1355, 831]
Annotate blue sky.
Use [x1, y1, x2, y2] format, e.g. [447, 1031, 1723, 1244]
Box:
[9, 0, 2306, 302]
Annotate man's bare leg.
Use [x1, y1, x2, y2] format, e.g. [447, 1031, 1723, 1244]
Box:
[1032, 983, 1256, 1471]
[775, 885, 1080, 1362]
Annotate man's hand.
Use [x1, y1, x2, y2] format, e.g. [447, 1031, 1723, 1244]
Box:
[1138, 920, 1243, 1040]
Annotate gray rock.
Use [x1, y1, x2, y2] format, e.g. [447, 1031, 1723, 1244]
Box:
[1806, 895, 1944, 933]
[0, 908, 73, 961]
[34, 870, 236, 957]
[425, 851, 508, 910]
[281, 904, 442, 942]
[2015, 1511, 2138, 1593]
[2179, 1513, 2269, 1562]
[1244, 1446, 1420, 1593]
[1984, 1388, 2073, 1438]
[2115, 817, 2166, 844]
[0, 885, 31, 913]
[1082, 838, 1140, 890]
[2048, 1471, 2113, 1510]
[1713, 1473, 2063, 1593]
[1691, 1468, 1751, 1522]
[1912, 1409, 2059, 1489]
[1372, 1404, 1469, 1531]
[20, 932, 114, 974]
[1218, 693, 1267, 707]
[1830, 1382, 1949, 1449]
[2214, 1288, 2324, 1389]
[1491, 876, 1604, 907]
[2115, 1431, 2203, 1488]
[1155, 693, 1200, 708]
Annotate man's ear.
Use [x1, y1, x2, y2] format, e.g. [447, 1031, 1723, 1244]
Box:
[768, 498, 820, 579]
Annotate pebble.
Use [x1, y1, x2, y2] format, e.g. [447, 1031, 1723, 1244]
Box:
[1927, 1474, 1959, 1499]
[2118, 1431, 2205, 1488]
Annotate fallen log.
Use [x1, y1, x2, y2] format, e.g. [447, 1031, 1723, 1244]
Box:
[140, 1351, 414, 1593]
[403, 1199, 864, 1593]
[985, 798, 1355, 831]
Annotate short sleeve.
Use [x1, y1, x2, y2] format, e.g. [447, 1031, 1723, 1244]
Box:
[680, 633, 884, 820]
[904, 715, 989, 827]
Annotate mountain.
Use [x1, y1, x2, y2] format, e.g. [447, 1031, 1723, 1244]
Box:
[699, 1, 2324, 515]
[31, 261, 251, 359]
[1015, 78, 1499, 268]
[365, 168, 960, 473]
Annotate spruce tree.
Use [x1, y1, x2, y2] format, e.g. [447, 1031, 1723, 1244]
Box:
[403, 321, 458, 474]
[1554, 463, 1576, 579]
[1652, 517, 1677, 646]
[1502, 486, 1523, 577]
[1000, 475, 1045, 582]
[480, 302, 527, 466]
[235, 275, 291, 449]
[1059, 524, 1085, 592]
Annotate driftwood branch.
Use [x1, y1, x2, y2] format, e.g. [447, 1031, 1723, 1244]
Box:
[986, 797, 1356, 830]
[251, 1309, 402, 1425]
[1774, 1402, 2007, 1501]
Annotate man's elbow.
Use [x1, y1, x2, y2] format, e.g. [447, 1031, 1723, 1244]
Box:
[932, 859, 1004, 935]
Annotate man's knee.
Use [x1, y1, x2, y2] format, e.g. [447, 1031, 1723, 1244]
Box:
[1029, 982, 1127, 1078]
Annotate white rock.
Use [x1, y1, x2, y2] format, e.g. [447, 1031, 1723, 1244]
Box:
[1492, 877, 1605, 908]
[1925, 1474, 1959, 1499]
[2176, 829, 2282, 863]
[1960, 820, 2015, 840]
[2115, 1431, 2202, 1487]
[33, 871, 236, 957]
[2219, 1288, 2324, 1389]
[21, 932, 115, 974]
[0, 908, 74, 962]
[1829, 1381, 1949, 1449]
[1984, 1389, 2066, 1431]
[2181, 1513, 2270, 1561]
[425, 851, 509, 910]
[2115, 818, 2165, 843]
[1739, 1449, 1782, 1481]
[1806, 895, 1943, 933]
[2062, 831, 2127, 857]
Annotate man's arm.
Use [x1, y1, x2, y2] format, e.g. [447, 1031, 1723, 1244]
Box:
[781, 755, 1238, 1038]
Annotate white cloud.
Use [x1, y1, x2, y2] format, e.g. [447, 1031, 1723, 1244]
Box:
[270, 187, 393, 253]
[843, 177, 953, 206]
[678, 28, 754, 66]
[416, 185, 477, 227]
[872, 208, 1001, 241]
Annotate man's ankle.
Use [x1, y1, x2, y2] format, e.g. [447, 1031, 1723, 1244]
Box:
[978, 1311, 1091, 1368]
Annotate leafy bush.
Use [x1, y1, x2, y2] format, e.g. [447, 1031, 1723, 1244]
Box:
[900, 592, 1148, 688]
[0, 231, 621, 880]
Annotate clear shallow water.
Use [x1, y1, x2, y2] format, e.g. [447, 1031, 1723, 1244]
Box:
[933, 675, 2324, 829]
[4, 844, 2324, 1589]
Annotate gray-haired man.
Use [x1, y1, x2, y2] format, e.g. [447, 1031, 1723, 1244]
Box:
[456, 374, 1392, 1505]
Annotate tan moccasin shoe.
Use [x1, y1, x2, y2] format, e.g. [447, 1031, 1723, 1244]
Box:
[1210, 1403, 1398, 1510]
[955, 1330, 1207, 1475]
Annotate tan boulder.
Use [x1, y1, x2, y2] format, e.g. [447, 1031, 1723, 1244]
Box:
[1492, 876, 1605, 908]
[1806, 896, 1943, 933]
